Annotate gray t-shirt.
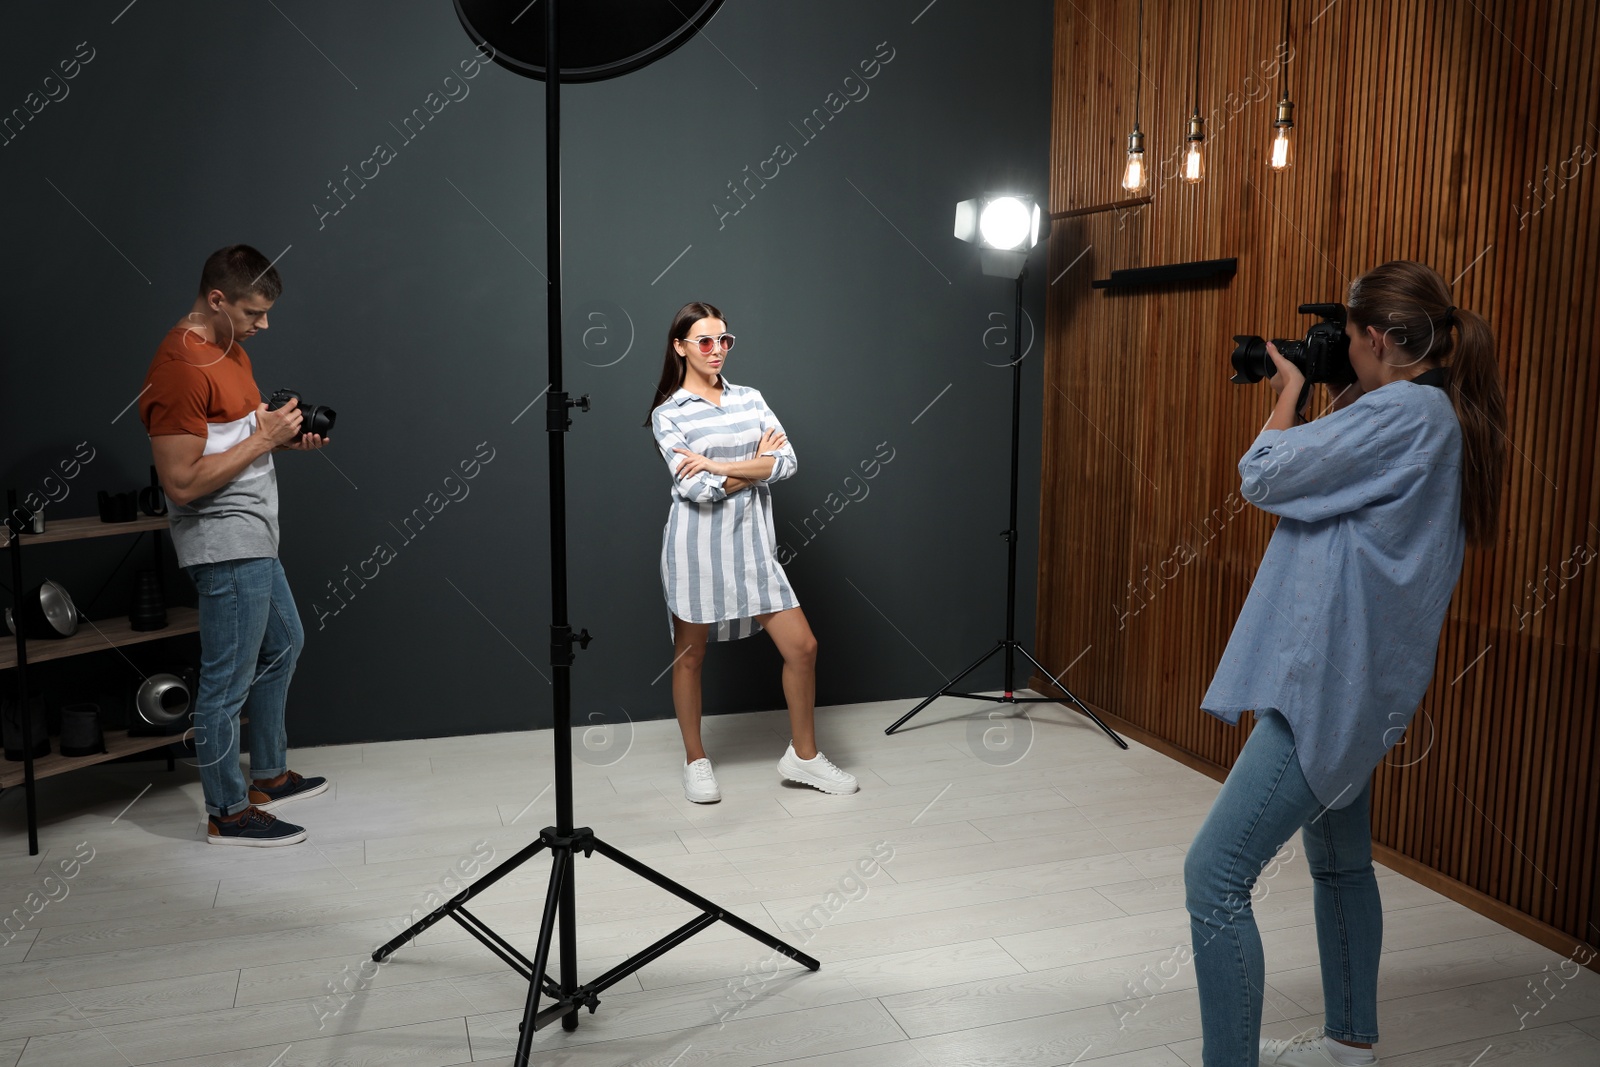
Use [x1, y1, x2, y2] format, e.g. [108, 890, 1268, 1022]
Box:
[166, 439, 280, 568]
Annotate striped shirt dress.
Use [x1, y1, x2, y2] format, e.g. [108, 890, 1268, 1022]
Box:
[651, 381, 799, 642]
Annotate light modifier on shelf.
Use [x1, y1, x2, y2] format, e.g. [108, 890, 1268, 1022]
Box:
[954, 194, 1045, 278]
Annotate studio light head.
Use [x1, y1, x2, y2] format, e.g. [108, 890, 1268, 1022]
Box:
[954, 194, 1046, 278]
[892, 190, 1126, 748]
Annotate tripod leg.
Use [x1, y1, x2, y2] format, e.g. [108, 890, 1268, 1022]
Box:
[373, 837, 550, 962]
[885, 641, 1005, 735]
[559, 844, 578, 1032]
[515, 848, 572, 1064]
[1014, 643, 1128, 750]
[590, 838, 821, 969]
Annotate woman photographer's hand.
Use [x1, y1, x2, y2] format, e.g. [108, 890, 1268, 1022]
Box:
[1265, 342, 1306, 398]
[1263, 342, 1310, 431]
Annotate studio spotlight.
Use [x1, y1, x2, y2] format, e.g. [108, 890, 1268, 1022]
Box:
[885, 192, 1125, 753]
[954, 194, 1044, 278]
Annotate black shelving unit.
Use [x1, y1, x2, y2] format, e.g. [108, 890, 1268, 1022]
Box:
[3, 493, 198, 854]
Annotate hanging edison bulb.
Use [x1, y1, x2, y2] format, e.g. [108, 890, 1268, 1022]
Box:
[1270, 93, 1295, 170]
[1184, 110, 1205, 183]
[1120, 0, 1147, 193]
[1122, 125, 1147, 191]
[1185, 0, 1207, 185]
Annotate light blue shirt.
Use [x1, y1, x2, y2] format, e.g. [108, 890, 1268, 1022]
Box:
[1201, 378, 1465, 809]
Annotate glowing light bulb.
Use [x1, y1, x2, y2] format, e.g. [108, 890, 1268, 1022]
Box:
[1183, 110, 1205, 184]
[1269, 128, 1291, 169]
[1269, 94, 1295, 171]
[1122, 155, 1145, 191]
[1122, 127, 1147, 192]
[978, 197, 1032, 250]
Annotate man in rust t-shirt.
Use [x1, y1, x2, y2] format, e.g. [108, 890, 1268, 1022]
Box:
[140, 244, 331, 847]
[142, 317, 279, 566]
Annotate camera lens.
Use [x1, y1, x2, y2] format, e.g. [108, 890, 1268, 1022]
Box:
[304, 405, 337, 438]
[266, 390, 336, 439]
[1230, 336, 1306, 384]
[1230, 336, 1271, 383]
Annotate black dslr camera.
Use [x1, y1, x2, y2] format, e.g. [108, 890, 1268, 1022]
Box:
[265, 389, 338, 439]
[1231, 303, 1356, 387]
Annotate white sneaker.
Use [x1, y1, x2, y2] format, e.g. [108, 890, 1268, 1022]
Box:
[683, 758, 720, 803]
[777, 743, 858, 795]
[1260, 1028, 1377, 1066]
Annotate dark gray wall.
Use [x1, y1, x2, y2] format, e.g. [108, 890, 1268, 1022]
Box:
[0, 0, 1055, 746]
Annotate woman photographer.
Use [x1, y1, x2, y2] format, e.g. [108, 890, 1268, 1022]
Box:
[645, 301, 857, 804]
[1187, 261, 1506, 1066]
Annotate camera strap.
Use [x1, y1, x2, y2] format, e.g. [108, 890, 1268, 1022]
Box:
[1411, 367, 1449, 390]
[1295, 379, 1315, 420]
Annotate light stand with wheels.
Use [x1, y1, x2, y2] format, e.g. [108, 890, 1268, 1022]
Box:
[885, 195, 1126, 749]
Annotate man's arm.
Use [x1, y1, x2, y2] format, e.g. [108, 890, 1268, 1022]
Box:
[152, 401, 301, 506]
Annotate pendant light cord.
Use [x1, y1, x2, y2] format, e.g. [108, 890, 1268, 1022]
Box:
[1280, 0, 1290, 99]
[1134, 0, 1143, 128]
[1194, 0, 1203, 111]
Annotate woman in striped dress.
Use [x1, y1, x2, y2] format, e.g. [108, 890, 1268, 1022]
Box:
[645, 301, 857, 803]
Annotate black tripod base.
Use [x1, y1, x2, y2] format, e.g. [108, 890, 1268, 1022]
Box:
[885, 639, 1128, 749]
[373, 824, 820, 1066]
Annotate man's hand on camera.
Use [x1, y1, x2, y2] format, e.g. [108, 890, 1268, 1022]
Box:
[278, 433, 329, 451]
[256, 398, 304, 448]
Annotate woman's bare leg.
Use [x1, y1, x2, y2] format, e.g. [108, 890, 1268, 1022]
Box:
[671, 615, 712, 763]
[757, 607, 818, 759]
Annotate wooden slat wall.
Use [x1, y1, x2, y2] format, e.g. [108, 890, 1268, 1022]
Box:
[1039, 0, 1599, 959]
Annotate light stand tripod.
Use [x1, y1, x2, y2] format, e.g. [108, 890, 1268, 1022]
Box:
[372, 4, 816, 1062]
[884, 263, 1127, 749]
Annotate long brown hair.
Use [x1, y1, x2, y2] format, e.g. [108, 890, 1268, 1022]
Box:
[1346, 260, 1506, 546]
[643, 301, 726, 426]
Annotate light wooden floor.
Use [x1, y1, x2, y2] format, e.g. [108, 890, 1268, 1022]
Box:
[1, 695, 1596, 1066]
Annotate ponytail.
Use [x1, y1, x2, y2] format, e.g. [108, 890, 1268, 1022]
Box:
[1347, 260, 1507, 547]
[1446, 307, 1506, 546]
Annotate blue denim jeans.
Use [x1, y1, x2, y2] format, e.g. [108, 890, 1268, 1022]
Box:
[1185, 710, 1382, 1065]
[185, 557, 305, 817]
